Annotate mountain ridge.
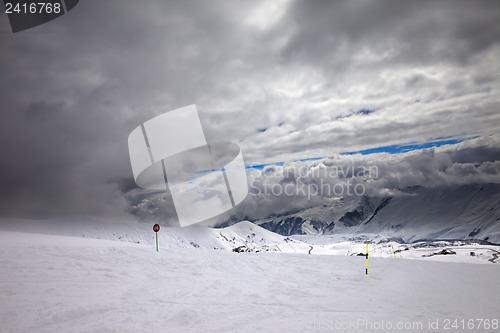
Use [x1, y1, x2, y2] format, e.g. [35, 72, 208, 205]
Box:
[222, 183, 500, 243]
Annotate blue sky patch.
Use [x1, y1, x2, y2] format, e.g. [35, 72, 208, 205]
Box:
[244, 137, 470, 169]
[356, 109, 375, 116]
[342, 137, 467, 155]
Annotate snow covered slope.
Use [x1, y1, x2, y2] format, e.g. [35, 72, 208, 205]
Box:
[245, 184, 500, 243]
[1, 218, 499, 264]
[1, 229, 499, 333]
[358, 184, 500, 242]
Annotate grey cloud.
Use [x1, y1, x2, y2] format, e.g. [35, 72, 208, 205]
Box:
[132, 136, 500, 224]
[0, 0, 499, 221]
[222, 136, 500, 221]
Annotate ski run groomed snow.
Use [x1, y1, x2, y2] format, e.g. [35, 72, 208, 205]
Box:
[1, 220, 499, 333]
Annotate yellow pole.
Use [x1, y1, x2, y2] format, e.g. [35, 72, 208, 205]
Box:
[365, 244, 369, 277]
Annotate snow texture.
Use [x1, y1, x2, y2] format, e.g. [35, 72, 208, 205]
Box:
[1, 221, 499, 333]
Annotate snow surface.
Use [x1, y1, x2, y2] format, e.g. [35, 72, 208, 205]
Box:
[1, 221, 499, 333]
[251, 184, 500, 244]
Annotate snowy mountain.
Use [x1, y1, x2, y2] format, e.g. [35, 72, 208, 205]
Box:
[2, 217, 498, 264]
[227, 183, 500, 244]
[1, 227, 499, 333]
[0, 218, 286, 253]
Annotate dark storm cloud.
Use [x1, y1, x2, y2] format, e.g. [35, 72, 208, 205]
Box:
[0, 0, 499, 220]
[280, 0, 500, 68]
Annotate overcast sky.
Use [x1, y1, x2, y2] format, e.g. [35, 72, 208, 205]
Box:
[0, 0, 499, 222]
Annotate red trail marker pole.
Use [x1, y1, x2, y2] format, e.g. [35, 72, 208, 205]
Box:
[153, 223, 160, 251]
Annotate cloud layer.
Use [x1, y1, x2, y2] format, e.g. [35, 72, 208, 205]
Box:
[130, 135, 500, 224]
[0, 0, 499, 220]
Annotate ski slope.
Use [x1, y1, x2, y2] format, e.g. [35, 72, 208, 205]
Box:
[250, 184, 500, 243]
[1, 223, 499, 333]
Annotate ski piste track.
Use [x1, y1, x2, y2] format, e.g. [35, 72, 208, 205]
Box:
[488, 249, 500, 263]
